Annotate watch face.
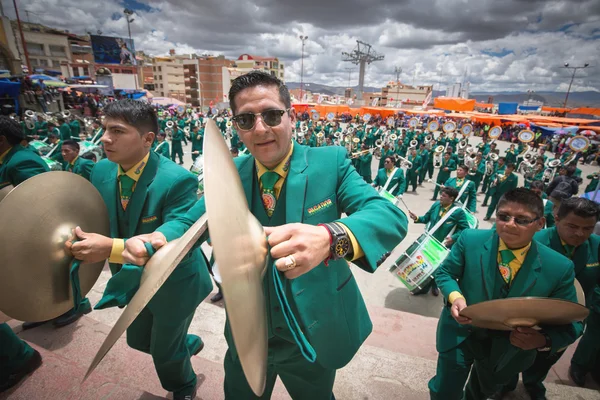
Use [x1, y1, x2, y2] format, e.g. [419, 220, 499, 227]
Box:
[335, 237, 350, 257]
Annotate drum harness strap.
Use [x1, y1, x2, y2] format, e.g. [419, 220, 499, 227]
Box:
[382, 167, 399, 193]
[428, 205, 461, 243]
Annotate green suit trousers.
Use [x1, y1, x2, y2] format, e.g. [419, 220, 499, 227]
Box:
[0, 323, 35, 380]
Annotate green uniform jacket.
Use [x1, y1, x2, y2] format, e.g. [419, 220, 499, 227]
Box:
[489, 172, 518, 198]
[70, 120, 81, 137]
[357, 152, 372, 179]
[416, 202, 469, 244]
[0, 145, 49, 189]
[585, 175, 599, 193]
[65, 156, 94, 181]
[49, 140, 65, 165]
[90, 151, 213, 286]
[373, 168, 405, 196]
[154, 141, 170, 159]
[157, 144, 409, 369]
[435, 229, 582, 356]
[534, 228, 600, 306]
[436, 159, 457, 183]
[59, 123, 72, 140]
[445, 177, 477, 213]
[406, 154, 422, 175]
[543, 199, 555, 228]
[35, 121, 48, 138]
[191, 130, 204, 154]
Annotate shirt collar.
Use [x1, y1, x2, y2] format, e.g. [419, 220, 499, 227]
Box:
[118, 152, 150, 183]
[70, 155, 79, 166]
[0, 147, 13, 165]
[256, 141, 294, 180]
[498, 238, 531, 265]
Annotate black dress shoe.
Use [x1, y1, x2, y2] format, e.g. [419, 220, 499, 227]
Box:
[569, 365, 587, 387]
[210, 292, 223, 302]
[0, 350, 42, 393]
[482, 203, 488, 207]
[21, 321, 49, 330]
[431, 287, 440, 296]
[483, 217, 491, 221]
[174, 382, 197, 400]
[53, 309, 83, 328]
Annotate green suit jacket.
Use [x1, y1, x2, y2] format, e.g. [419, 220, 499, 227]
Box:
[416, 202, 469, 244]
[154, 141, 170, 159]
[59, 123, 72, 140]
[435, 229, 583, 357]
[445, 177, 477, 213]
[436, 159, 456, 183]
[489, 172, 518, 197]
[65, 156, 94, 181]
[90, 151, 212, 287]
[0, 145, 49, 189]
[157, 144, 409, 369]
[373, 168, 405, 196]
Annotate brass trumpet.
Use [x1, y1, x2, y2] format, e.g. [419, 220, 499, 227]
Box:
[350, 149, 371, 159]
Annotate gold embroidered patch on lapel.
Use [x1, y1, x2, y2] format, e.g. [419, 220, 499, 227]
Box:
[307, 198, 333, 216]
[586, 262, 599, 268]
[135, 161, 146, 175]
[142, 215, 158, 224]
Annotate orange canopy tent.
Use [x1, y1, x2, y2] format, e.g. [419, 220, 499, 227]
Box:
[433, 97, 476, 112]
[313, 104, 350, 116]
[291, 103, 316, 112]
[359, 107, 399, 118]
[402, 108, 445, 116]
[475, 102, 494, 109]
[570, 108, 600, 116]
[542, 106, 571, 114]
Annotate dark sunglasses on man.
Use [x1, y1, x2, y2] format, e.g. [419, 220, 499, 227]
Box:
[232, 108, 291, 131]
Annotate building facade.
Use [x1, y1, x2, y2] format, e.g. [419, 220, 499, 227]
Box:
[12, 21, 72, 76]
[234, 54, 285, 81]
[0, 17, 21, 74]
[381, 81, 432, 106]
[152, 55, 186, 100]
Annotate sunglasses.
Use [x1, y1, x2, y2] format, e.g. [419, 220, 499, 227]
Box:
[232, 108, 290, 131]
[496, 213, 540, 226]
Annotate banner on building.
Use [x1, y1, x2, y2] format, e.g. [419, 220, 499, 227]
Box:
[371, 97, 379, 107]
[422, 91, 432, 108]
[90, 35, 137, 66]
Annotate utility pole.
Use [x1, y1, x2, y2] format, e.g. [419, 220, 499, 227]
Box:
[562, 62, 589, 108]
[124, 8, 138, 90]
[394, 66, 402, 84]
[342, 40, 384, 101]
[13, 0, 31, 74]
[299, 35, 308, 102]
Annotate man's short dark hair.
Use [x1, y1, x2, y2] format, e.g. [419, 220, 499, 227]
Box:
[62, 139, 79, 151]
[158, 132, 166, 138]
[103, 99, 158, 136]
[506, 162, 516, 169]
[497, 188, 544, 218]
[228, 71, 291, 115]
[530, 180, 545, 191]
[458, 164, 468, 171]
[80, 152, 96, 162]
[441, 187, 459, 201]
[0, 116, 24, 145]
[557, 197, 600, 222]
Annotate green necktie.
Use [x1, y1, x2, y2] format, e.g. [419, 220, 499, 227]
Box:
[260, 171, 280, 217]
[119, 174, 136, 210]
[563, 244, 576, 258]
[499, 249, 516, 284]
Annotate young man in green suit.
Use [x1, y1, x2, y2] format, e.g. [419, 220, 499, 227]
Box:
[34, 115, 48, 140]
[154, 132, 170, 159]
[430, 188, 583, 400]
[356, 143, 373, 183]
[61, 140, 95, 181]
[373, 156, 405, 198]
[404, 147, 422, 193]
[484, 163, 518, 221]
[409, 187, 470, 296]
[122, 71, 408, 400]
[481, 156, 506, 197]
[171, 126, 186, 165]
[190, 125, 203, 160]
[67, 100, 213, 400]
[57, 117, 72, 141]
[444, 164, 477, 213]
[497, 197, 600, 400]
[530, 181, 555, 228]
[0, 116, 49, 190]
[46, 133, 65, 165]
[417, 142, 430, 185]
[432, 151, 456, 200]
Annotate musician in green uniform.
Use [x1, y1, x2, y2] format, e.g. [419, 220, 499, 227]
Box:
[417, 143, 430, 185]
[484, 163, 519, 221]
[482, 157, 507, 206]
[496, 197, 600, 399]
[67, 99, 213, 400]
[153, 132, 170, 159]
[378, 143, 395, 170]
[121, 71, 408, 400]
[356, 143, 373, 184]
[432, 151, 456, 201]
[90, 120, 104, 143]
[585, 173, 599, 193]
[171, 125, 186, 165]
[430, 188, 583, 400]
[425, 144, 437, 181]
[47, 133, 65, 165]
[444, 165, 477, 213]
[409, 187, 470, 296]
[57, 117, 72, 140]
[404, 147, 422, 193]
[69, 117, 81, 138]
[190, 125, 203, 161]
[530, 181, 555, 228]
[477, 136, 490, 155]
[505, 143, 517, 165]
[466, 153, 486, 192]
[34, 115, 47, 139]
[373, 156, 405, 197]
[61, 140, 95, 181]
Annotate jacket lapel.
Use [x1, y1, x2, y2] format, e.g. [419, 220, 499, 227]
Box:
[481, 231, 499, 301]
[508, 241, 540, 297]
[126, 152, 159, 237]
[285, 144, 308, 223]
[237, 155, 254, 208]
[101, 164, 119, 240]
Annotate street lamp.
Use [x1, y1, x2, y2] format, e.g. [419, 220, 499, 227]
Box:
[527, 89, 535, 101]
[562, 62, 590, 108]
[299, 35, 308, 101]
[123, 9, 138, 90]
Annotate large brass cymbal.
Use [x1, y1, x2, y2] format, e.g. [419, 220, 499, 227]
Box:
[204, 119, 268, 396]
[0, 172, 109, 321]
[460, 297, 589, 331]
[85, 214, 208, 380]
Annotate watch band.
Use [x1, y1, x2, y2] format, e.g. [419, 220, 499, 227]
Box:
[320, 222, 353, 261]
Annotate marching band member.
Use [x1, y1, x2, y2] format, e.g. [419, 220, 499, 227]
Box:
[154, 132, 170, 159]
[444, 164, 477, 213]
[373, 156, 405, 198]
[484, 163, 518, 221]
[497, 197, 600, 399]
[585, 172, 599, 193]
[466, 152, 486, 192]
[57, 116, 73, 141]
[505, 143, 517, 165]
[171, 123, 187, 165]
[378, 143, 395, 170]
[61, 139, 95, 181]
[404, 147, 422, 193]
[417, 142, 430, 185]
[34, 114, 47, 140]
[432, 151, 456, 201]
[67, 99, 213, 400]
[122, 71, 407, 400]
[529, 180, 556, 228]
[356, 143, 373, 183]
[482, 156, 506, 205]
[430, 188, 583, 400]
[190, 125, 203, 161]
[409, 187, 470, 296]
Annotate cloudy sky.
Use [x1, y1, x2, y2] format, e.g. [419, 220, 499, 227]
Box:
[4, 0, 600, 92]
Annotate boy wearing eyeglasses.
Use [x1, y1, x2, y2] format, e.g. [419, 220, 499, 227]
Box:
[429, 188, 583, 400]
[497, 197, 600, 399]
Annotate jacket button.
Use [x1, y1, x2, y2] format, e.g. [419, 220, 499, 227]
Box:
[275, 327, 283, 332]
[273, 306, 280, 312]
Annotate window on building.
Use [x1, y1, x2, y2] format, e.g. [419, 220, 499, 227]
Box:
[49, 45, 67, 57]
[153, 66, 156, 72]
[27, 43, 44, 56]
[38, 59, 49, 67]
[82, 67, 89, 76]
[30, 58, 39, 66]
[160, 84, 163, 88]
[158, 66, 162, 72]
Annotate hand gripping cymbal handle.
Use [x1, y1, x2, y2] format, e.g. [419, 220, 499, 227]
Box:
[68, 240, 92, 315]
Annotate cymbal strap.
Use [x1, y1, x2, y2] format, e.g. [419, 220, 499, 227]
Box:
[69, 240, 92, 315]
[272, 261, 317, 363]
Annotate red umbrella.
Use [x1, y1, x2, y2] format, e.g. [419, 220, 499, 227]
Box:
[579, 129, 597, 136]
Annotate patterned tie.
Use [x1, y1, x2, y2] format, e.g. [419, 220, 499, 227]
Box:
[119, 174, 136, 210]
[563, 244, 575, 258]
[499, 249, 516, 284]
[260, 171, 280, 217]
[456, 178, 464, 187]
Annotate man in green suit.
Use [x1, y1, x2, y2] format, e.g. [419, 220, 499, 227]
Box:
[373, 156, 405, 197]
[432, 151, 456, 200]
[46, 133, 65, 165]
[154, 132, 170, 159]
[171, 126, 186, 165]
[61, 140, 95, 181]
[417, 143, 430, 185]
[484, 163, 518, 221]
[190, 125, 203, 161]
[530, 180, 555, 228]
[34, 115, 48, 140]
[57, 117, 72, 140]
[430, 188, 583, 400]
[356, 143, 373, 183]
[404, 147, 422, 193]
[444, 164, 477, 213]
[497, 197, 600, 399]
[121, 71, 408, 400]
[69, 117, 81, 138]
[67, 100, 213, 400]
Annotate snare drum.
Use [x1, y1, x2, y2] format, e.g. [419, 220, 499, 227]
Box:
[79, 141, 103, 162]
[378, 188, 401, 208]
[464, 210, 479, 229]
[42, 157, 63, 171]
[29, 140, 52, 155]
[190, 155, 204, 196]
[388, 234, 449, 293]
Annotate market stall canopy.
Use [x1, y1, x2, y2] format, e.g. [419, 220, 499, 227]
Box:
[433, 97, 476, 112]
[151, 97, 185, 106]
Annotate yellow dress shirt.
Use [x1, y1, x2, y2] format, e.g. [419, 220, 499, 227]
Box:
[67, 156, 79, 171]
[456, 178, 464, 187]
[386, 168, 393, 177]
[0, 147, 12, 164]
[109, 152, 151, 264]
[256, 142, 364, 262]
[448, 239, 531, 304]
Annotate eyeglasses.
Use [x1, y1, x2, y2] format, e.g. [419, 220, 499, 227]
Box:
[232, 108, 290, 131]
[496, 213, 540, 226]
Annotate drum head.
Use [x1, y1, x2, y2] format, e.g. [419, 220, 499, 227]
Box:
[443, 121, 456, 133]
[569, 136, 590, 153]
[488, 126, 502, 139]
